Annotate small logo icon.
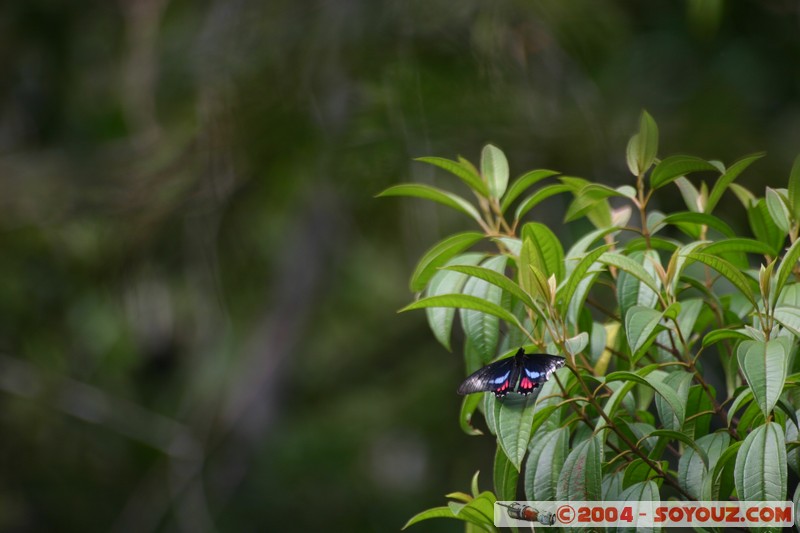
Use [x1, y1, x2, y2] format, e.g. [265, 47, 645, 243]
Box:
[497, 502, 556, 525]
[556, 504, 575, 524]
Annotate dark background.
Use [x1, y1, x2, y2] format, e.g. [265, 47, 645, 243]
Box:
[0, 1, 798, 531]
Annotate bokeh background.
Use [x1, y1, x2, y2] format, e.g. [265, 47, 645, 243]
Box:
[0, 0, 799, 531]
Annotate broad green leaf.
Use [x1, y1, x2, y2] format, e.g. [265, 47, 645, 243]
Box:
[414, 156, 489, 196]
[626, 110, 659, 175]
[445, 264, 536, 311]
[658, 211, 734, 238]
[625, 306, 663, 363]
[701, 238, 774, 257]
[411, 232, 484, 292]
[459, 393, 484, 436]
[564, 331, 589, 356]
[494, 393, 538, 471]
[556, 434, 603, 500]
[776, 238, 800, 297]
[602, 251, 661, 298]
[650, 429, 710, 468]
[617, 481, 659, 532]
[492, 236, 521, 256]
[684, 384, 714, 439]
[602, 472, 624, 500]
[514, 184, 571, 221]
[622, 459, 661, 488]
[747, 198, 785, 255]
[773, 305, 800, 337]
[564, 183, 629, 222]
[705, 441, 742, 499]
[766, 187, 791, 234]
[596, 364, 660, 431]
[500, 169, 559, 212]
[653, 371, 693, 431]
[737, 339, 788, 418]
[400, 293, 525, 335]
[521, 222, 565, 282]
[702, 328, 749, 347]
[481, 144, 509, 199]
[524, 427, 569, 500]
[729, 182, 756, 208]
[734, 422, 787, 502]
[460, 256, 509, 363]
[675, 176, 702, 212]
[679, 432, 730, 499]
[789, 155, 800, 220]
[558, 244, 612, 316]
[426, 253, 485, 350]
[685, 251, 758, 307]
[377, 184, 482, 223]
[606, 250, 662, 316]
[605, 369, 686, 428]
[705, 152, 765, 213]
[564, 227, 618, 261]
[402, 507, 457, 530]
[650, 155, 716, 189]
[493, 446, 518, 501]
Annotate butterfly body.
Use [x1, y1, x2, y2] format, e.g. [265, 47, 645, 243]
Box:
[457, 348, 565, 397]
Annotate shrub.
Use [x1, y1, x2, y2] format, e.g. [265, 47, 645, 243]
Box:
[379, 112, 800, 531]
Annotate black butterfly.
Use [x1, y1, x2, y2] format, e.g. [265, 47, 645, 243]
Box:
[457, 348, 565, 397]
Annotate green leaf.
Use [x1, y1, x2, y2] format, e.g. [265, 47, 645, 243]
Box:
[679, 432, 730, 499]
[400, 293, 525, 334]
[773, 305, 800, 337]
[605, 370, 686, 428]
[622, 459, 661, 488]
[402, 507, 457, 530]
[494, 393, 538, 471]
[524, 427, 569, 500]
[626, 110, 659, 176]
[460, 256, 509, 363]
[776, 238, 800, 297]
[500, 169, 559, 212]
[556, 434, 603, 500]
[625, 306, 663, 363]
[651, 429, 710, 468]
[414, 156, 489, 196]
[602, 251, 662, 306]
[559, 244, 613, 316]
[650, 155, 716, 189]
[653, 371, 693, 431]
[520, 222, 565, 282]
[766, 187, 791, 234]
[514, 184, 571, 221]
[493, 446, 518, 501]
[675, 176, 702, 212]
[460, 393, 484, 436]
[411, 232, 485, 292]
[734, 422, 787, 502]
[701, 238, 775, 257]
[445, 264, 536, 311]
[705, 153, 765, 213]
[685, 252, 758, 307]
[705, 441, 742, 499]
[426, 253, 485, 350]
[481, 144, 509, 199]
[702, 328, 749, 347]
[748, 198, 785, 255]
[658, 211, 735, 238]
[788, 155, 800, 220]
[471, 471, 481, 498]
[377, 184, 482, 223]
[737, 339, 788, 418]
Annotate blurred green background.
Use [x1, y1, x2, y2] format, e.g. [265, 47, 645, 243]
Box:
[0, 0, 799, 531]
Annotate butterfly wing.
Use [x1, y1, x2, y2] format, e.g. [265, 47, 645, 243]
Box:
[457, 356, 519, 397]
[516, 354, 566, 394]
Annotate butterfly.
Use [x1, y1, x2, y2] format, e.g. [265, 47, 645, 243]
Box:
[457, 348, 565, 397]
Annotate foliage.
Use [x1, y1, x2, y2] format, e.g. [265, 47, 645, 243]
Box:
[382, 112, 800, 531]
